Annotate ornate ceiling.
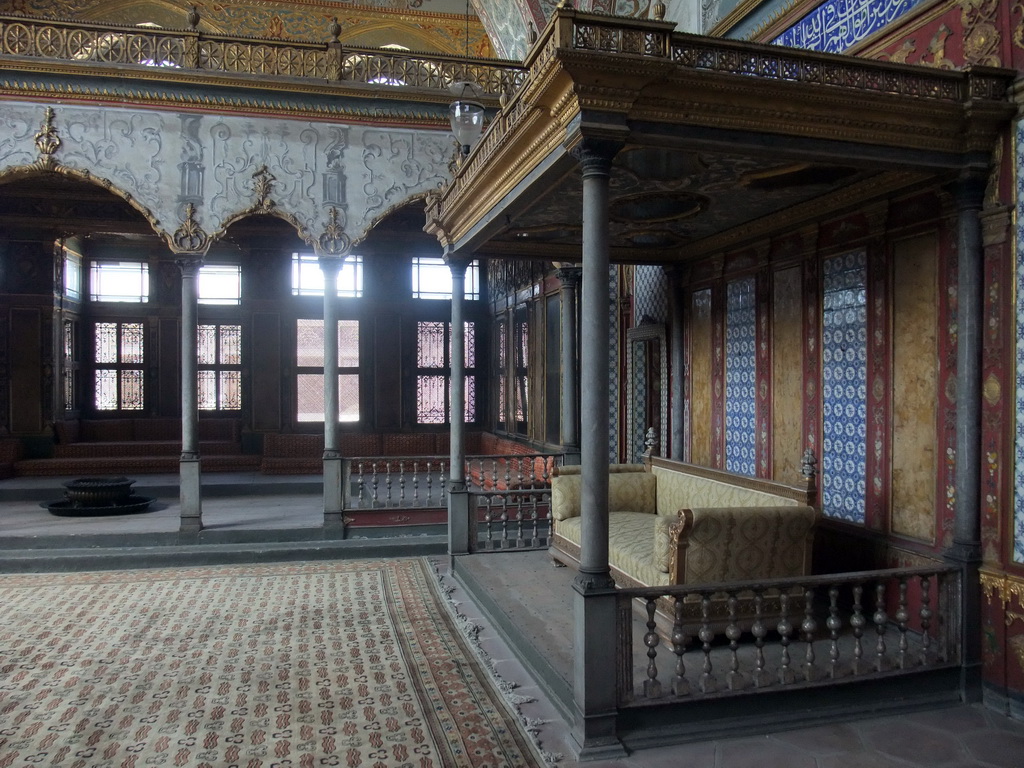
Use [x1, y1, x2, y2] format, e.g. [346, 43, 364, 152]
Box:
[425, 9, 1015, 266]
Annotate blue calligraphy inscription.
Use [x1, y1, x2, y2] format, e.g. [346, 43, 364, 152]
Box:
[773, 0, 927, 54]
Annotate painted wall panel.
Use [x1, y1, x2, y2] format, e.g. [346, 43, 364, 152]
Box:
[772, 266, 803, 482]
[891, 233, 938, 543]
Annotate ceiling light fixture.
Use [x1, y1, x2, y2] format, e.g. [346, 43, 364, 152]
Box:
[449, 0, 484, 157]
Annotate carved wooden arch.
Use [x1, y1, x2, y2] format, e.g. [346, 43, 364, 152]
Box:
[0, 163, 167, 239]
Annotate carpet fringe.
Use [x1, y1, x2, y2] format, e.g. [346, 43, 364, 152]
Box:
[429, 559, 565, 765]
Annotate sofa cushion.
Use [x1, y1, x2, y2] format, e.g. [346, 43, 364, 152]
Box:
[683, 506, 817, 583]
[551, 468, 656, 521]
[652, 465, 798, 517]
[555, 511, 669, 587]
[551, 473, 582, 521]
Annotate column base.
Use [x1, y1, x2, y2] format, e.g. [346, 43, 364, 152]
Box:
[179, 456, 202, 533]
[448, 487, 471, 555]
[569, 711, 625, 761]
[323, 454, 344, 531]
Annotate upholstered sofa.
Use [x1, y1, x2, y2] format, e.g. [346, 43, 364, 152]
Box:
[550, 456, 818, 631]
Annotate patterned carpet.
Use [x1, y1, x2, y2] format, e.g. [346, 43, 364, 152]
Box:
[0, 558, 544, 767]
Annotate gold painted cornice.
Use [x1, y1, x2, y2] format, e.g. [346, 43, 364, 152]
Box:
[981, 567, 1024, 610]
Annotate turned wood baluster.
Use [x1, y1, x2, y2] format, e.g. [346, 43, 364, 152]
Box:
[671, 598, 690, 696]
[643, 598, 662, 699]
[896, 577, 910, 670]
[699, 593, 717, 693]
[371, 461, 380, 506]
[726, 592, 746, 691]
[502, 457, 511, 491]
[356, 461, 366, 507]
[398, 460, 407, 503]
[802, 587, 817, 681]
[850, 584, 866, 675]
[873, 581, 888, 672]
[827, 585, 842, 679]
[919, 574, 932, 665]
[777, 592, 796, 684]
[425, 460, 433, 504]
[751, 592, 770, 688]
[440, 466, 448, 504]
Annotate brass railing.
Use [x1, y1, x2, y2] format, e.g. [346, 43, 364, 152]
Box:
[0, 15, 526, 97]
[615, 565, 960, 707]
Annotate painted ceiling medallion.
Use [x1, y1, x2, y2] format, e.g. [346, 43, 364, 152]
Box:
[610, 191, 707, 223]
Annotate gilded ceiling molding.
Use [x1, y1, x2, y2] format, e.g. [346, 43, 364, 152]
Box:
[33, 106, 60, 167]
[169, 202, 211, 255]
[980, 567, 1024, 614]
[251, 165, 277, 214]
[318, 206, 351, 256]
[0, 75, 452, 128]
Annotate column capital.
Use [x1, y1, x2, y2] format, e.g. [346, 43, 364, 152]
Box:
[318, 254, 344, 276]
[570, 138, 623, 178]
[443, 254, 472, 276]
[555, 264, 582, 286]
[175, 255, 203, 276]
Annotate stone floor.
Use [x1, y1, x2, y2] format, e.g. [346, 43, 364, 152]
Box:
[2, 473, 1024, 766]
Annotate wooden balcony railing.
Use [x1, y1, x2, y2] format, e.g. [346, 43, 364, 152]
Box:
[615, 565, 960, 707]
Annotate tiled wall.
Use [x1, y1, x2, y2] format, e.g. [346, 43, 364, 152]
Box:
[821, 250, 868, 524]
[725, 276, 757, 476]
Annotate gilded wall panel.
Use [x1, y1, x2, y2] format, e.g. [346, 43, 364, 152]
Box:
[772, 265, 803, 482]
[891, 233, 938, 543]
[690, 288, 713, 466]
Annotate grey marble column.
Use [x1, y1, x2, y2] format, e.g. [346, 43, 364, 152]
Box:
[319, 256, 343, 527]
[557, 266, 581, 449]
[947, 171, 987, 701]
[666, 266, 684, 461]
[570, 138, 625, 759]
[447, 257, 470, 555]
[177, 255, 203, 532]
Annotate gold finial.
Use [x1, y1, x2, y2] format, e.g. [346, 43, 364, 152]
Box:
[34, 107, 61, 163]
[172, 203, 210, 252]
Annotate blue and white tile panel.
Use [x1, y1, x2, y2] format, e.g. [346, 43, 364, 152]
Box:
[725, 276, 757, 477]
[1013, 122, 1024, 563]
[773, 0, 927, 54]
[821, 250, 868, 524]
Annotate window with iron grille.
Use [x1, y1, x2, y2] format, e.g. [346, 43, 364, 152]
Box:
[93, 321, 145, 411]
[415, 320, 476, 424]
[295, 318, 360, 422]
[198, 324, 242, 410]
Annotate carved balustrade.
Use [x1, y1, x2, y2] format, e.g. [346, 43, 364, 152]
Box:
[0, 15, 525, 97]
[471, 489, 552, 553]
[614, 565, 960, 706]
[342, 451, 562, 513]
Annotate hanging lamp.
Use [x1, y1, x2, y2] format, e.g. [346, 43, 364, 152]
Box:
[449, 0, 484, 156]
